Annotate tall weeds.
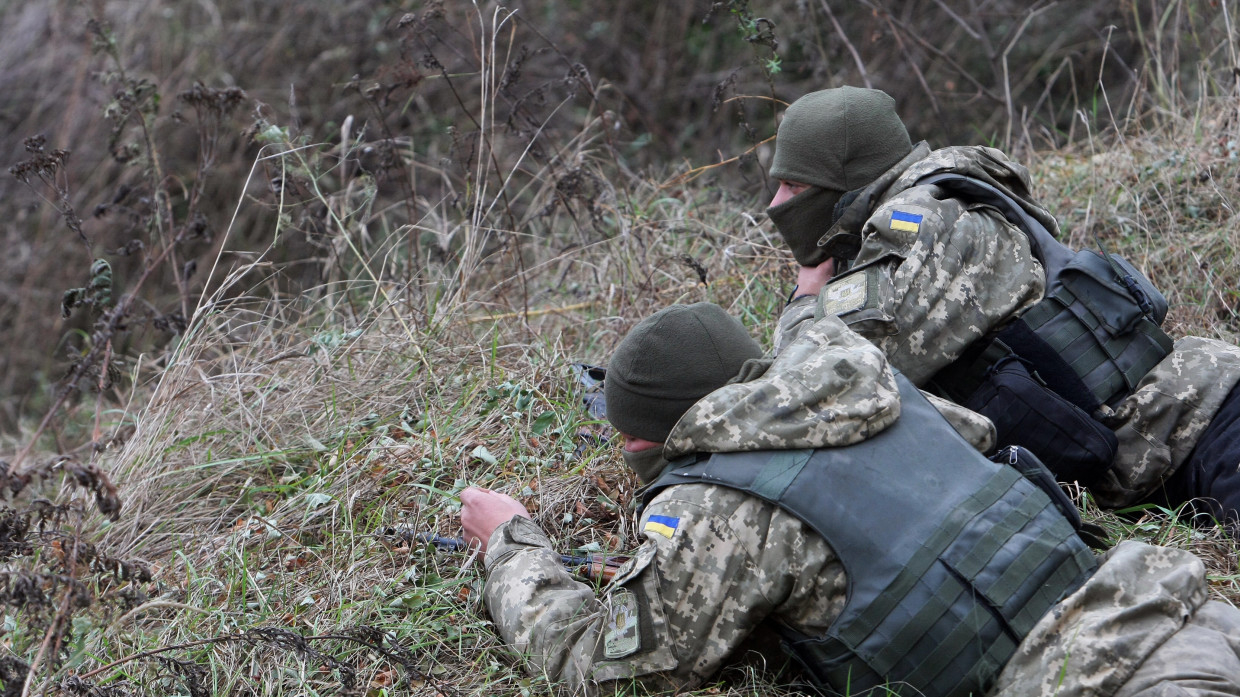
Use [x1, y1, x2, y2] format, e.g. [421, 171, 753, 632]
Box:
[1, 1, 1238, 695]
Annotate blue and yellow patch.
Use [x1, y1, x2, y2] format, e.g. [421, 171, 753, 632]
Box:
[644, 515, 680, 539]
[890, 210, 923, 233]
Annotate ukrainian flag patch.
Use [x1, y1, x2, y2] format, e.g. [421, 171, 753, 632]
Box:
[644, 515, 680, 539]
[890, 210, 923, 233]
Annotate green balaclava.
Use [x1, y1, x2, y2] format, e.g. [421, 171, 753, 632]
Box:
[621, 447, 671, 486]
[767, 86, 913, 265]
[605, 303, 762, 446]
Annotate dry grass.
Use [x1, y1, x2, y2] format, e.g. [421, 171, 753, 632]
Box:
[37, 147, 793, 694]
[1037, 91, 1240, 342]
[2, 1, 1240, 695]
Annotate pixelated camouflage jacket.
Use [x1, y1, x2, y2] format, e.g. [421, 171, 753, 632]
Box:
[777, 143, 1240, 506]
[482, 314, 909, 694]
[992, 539, 1230, 697]
[664, 312, 996, 456]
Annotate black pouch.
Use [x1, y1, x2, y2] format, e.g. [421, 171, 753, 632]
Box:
[989, 445, 1083, 531]
[991, 445, 1111, 549]
[965, 357, 1117, 487]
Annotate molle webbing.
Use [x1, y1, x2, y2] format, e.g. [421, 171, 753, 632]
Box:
[917, 172, 1172, 409]
[646, 376, 1096, 697]
[1020, 284, 1174, 407]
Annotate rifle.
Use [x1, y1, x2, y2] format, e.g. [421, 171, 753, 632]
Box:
[415, 533, 628, 584]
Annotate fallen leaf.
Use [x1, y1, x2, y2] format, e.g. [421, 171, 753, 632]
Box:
[369, 669, 396, 688]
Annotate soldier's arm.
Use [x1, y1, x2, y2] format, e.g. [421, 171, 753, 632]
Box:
[482, 486, 841, 694]
[773, 290, 819, 356]
[817, 201, 1044, 385]
[481, 516, 681, 694]
[773, 259, 835, 356]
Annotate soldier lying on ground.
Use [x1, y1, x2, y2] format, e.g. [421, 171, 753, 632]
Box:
[460, 302, 1240, 696]
[765, 85, 1240, 531]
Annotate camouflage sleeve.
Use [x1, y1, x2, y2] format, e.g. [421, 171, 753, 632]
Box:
[1095, 335, 1240, 507]
[816, 197, 1044, 385]
[665, 313, 900, 456]
[991, 540, 1211, 697]
[635, 484, 844, 682]
[482, 485, 844, 694]
[772, 295, 817, 356]
[920, 389, 996, 452]
[482, 515, 679, 695]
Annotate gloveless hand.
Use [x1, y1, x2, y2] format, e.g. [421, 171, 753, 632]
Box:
[795, 257, 836, 297]
[460, 486, 532, 554]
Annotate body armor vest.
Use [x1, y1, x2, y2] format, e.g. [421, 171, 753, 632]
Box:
[644, 376, 1097, 697]
[919, 173, 1173, 413]
[917, 173, 1174, 484]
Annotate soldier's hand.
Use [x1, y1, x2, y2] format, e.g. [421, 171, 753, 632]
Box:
[796, 257, 836, 298]
[460, 486, 532, 554]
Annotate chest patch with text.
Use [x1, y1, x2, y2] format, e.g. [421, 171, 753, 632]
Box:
[820, 273, 870, 316]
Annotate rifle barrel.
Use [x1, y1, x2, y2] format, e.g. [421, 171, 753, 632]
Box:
[414, 533, 627, 582]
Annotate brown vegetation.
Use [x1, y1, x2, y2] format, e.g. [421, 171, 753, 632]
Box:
[0, 0, 1237, 694]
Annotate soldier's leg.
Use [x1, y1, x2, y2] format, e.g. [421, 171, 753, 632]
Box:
[1113, 600, 1240, 696]
[1174, 382, 1240, 535]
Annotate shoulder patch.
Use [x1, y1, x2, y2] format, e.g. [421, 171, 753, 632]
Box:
[643, 515, 680, 539]
[603, 589, 641, 658]
[820, 271, 870, 316]
[889, 209, 923, 233]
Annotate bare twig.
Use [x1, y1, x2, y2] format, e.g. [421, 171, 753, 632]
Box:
[7, 233, 184, 477]
[857, 0, 1004, 106]
[1001, 3, 1057, 149]
[818, 0, 872, 88]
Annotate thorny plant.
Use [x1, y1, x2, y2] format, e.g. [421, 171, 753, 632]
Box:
[11, 3, 1238, 697]
[0, 6, 637, 693]
[7, 19, 249, 475]
[0, 496, 150, 695]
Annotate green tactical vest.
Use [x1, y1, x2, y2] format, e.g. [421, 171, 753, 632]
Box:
[644, 375, 1097, 697]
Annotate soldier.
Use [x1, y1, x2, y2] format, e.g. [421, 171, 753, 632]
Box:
[461, 302, 1240, 696]
[766, 85, 1240, 530]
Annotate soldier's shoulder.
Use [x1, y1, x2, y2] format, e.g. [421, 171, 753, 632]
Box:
[645, 481, 759, 516]
[863, 188, 947, 241]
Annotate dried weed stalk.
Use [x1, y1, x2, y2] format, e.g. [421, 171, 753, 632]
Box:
[2, 14, 249, 696]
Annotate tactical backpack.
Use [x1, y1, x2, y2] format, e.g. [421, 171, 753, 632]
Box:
[920, 173, 1174, 484]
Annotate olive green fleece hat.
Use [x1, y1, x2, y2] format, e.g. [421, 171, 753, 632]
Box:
[769, 86, 912, 191]
[768, 87, 912, 264]
[605, 303, 762, 443]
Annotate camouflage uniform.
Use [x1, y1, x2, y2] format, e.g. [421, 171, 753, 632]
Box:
[778, 142, 1240, 507]
[992, 539, 1240, 697]
[483, 314, 1240, 695]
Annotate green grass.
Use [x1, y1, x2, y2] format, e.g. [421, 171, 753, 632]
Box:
[3, 3, 1240, 695]
[7, 128, 1234, 693]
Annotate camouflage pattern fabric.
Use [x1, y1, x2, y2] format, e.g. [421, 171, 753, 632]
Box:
[663, 313, 901, 456]
[920, 389, 997, 454]
[1113, 597, 1240, 696]
[481, 309, 1240, 694]
[992, 540, 1240, 697]
[786, 143, 1240, 501]
[800, 143, 1047, 387]
[483, 485, 843, 695]
[667, 312, 995, 456]
[1095, 336, 1240, 507]
[485, 502, 1240, 695]
[772, 293, 817, 355]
